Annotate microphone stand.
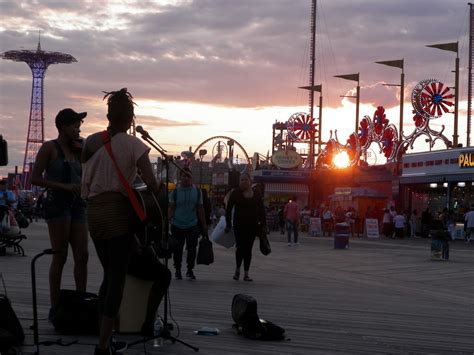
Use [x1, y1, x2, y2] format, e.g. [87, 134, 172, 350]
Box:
[31, 249, 78, 354]
[128, 132, 199, 352]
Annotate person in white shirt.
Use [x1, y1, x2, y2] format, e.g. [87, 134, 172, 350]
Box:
[465, 205, 474, 243]
[393, 211, 406, 239]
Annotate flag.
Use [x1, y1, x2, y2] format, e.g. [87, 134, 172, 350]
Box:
[426, 42, 458, 53]
[299, 84, 322, 92]
[375, 59, 404, 69]
[334, 73, 359, 82]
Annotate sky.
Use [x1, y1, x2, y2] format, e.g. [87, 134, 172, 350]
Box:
[0, 0, 472, 177]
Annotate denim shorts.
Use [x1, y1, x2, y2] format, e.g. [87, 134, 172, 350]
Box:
[44, 191, 87, 223]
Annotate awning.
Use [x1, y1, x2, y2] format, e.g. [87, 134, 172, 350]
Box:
[264, 183, 309, 194]
[400, 173, 473, 184]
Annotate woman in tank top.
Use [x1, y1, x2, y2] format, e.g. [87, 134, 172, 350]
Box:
[31, 108, 89, 321]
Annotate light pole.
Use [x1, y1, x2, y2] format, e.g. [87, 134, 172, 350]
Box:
[199, 149, 207, 189]
[426, 42, 459, 146]
[375, 59, 404, 141]
[334, 73, 360, 133]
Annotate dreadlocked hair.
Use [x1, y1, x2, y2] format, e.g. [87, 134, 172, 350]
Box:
[102, 88, 136, 123]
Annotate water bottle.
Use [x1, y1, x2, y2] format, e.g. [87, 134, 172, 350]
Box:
[153, 318, 163, 347]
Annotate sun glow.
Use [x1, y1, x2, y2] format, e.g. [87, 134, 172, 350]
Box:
[333, 151, 350, 169]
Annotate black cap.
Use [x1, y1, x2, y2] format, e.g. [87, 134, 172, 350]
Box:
[55, 108, 87, 130]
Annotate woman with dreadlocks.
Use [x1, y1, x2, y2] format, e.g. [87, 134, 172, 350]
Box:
[81, 88, 161, 355]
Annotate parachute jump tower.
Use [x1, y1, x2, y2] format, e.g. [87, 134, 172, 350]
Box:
[1, 38, 77, 187]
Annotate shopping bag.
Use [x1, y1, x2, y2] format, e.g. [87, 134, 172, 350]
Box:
[259, 234, 271, 256]
[197, 238, 214, 265]
[211, 216, 235, 248]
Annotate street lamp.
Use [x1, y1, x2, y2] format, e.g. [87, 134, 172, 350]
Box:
[375, 59, 404, 141]
[334, 73, 360, 133]
[426, 42, 459, 146]
[199, 149, 207, 189]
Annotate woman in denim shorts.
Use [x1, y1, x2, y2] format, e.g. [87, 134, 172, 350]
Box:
[31, 108, 89, 321]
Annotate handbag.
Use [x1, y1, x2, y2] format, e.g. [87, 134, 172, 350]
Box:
[196, 237, 214, 265]
[0, 211, 10, 234]
[259, 234, 271, 256]
[14, 210, 29, 229]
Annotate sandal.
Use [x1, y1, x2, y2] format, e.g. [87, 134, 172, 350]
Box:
[233, 271, 240, 281]
[243, 275, 253, 282]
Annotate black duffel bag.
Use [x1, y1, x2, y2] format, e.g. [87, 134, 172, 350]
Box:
[52, 290, 99, 335]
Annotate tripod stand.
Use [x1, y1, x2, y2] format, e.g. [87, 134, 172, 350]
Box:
[128, 128, 199, 352]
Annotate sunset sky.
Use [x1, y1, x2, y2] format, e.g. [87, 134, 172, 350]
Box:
[0, 0, 472, 177]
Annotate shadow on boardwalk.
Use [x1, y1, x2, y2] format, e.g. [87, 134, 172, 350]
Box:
[1, 221, 473, 354]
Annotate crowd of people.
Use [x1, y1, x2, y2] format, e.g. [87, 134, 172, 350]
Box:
[261, 200, 474, 243]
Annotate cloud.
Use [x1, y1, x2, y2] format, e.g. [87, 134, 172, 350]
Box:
[0, 0, 471, 177]
[136, 114, 205, 127]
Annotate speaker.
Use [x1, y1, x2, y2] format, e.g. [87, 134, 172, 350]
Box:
[117, 274, 153, 333]
[0, 136, 7, 166]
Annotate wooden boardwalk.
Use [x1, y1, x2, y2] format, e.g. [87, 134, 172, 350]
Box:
[1, 221, 473, 355]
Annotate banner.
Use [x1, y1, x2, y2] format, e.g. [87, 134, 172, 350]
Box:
[364, 218, 379, 238]
[309, 217, 322, 237]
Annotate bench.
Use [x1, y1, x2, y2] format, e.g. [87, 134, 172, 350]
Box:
[0, 233, 27, 256]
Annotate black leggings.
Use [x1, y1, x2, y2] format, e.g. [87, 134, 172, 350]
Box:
[93, 234, 134, 318]
[234, 226, 256, 271]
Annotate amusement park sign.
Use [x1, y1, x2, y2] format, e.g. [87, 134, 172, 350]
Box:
[458, 151, 474, 168]
[271, 150, 302, 169]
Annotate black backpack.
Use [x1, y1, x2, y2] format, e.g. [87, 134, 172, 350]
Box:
[231, 294, 285, 341]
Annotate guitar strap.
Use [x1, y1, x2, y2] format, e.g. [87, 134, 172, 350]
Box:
[100, 130, 146, 222]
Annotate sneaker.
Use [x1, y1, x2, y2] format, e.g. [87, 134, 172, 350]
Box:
[233, 270, 240, 281]
[186, 270, 196, 280]
[110, 338, 128, 353]
[287, 243, 292, 246]
[175, 270, 182, 280]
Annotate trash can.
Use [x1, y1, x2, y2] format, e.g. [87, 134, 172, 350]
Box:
[430, 229, 450, 261]
[334, 222, 350, 249]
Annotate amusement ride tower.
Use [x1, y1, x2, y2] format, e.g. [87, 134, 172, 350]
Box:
[1, 38, 77, 187]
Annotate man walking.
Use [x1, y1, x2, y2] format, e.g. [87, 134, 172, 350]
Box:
[169, 168, 208, 280]
[284, 197, 299, 246]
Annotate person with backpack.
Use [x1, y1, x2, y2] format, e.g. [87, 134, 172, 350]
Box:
[169, 168, 208, 280]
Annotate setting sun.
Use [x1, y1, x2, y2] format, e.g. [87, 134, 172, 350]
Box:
[333, 151, 350, 168]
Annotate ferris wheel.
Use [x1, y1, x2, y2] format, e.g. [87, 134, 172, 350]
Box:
[411, 79, 454, 119]
[287, 112, 316, 142]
